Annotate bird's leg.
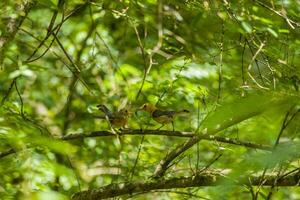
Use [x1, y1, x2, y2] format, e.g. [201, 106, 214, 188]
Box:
[111, 127, 122, 145]
[107, 123, 122, 145]
[156, 124, 165, 130]
[172, 121, 175, 132]
[104, 115, 117, 135]
[139, 127, 143, 131]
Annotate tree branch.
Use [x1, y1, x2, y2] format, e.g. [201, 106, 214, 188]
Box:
[0, 129, 271, 160]
[61, 129, 272, 151]
[71, 171, 300, 200]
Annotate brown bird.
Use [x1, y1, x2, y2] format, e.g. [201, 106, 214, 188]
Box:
[97, 104, 130, 129]
[139, 103, 189, 131]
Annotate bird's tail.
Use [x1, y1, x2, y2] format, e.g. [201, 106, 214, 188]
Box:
[97, 104, 113, 117]
[175, 109, 190, 116]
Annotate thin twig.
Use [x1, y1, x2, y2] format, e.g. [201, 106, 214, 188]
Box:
[241, 38, 246, 86]
[14, 79, 25, 118]
[1, 78, 17, 106]
[217, 20, 224, 101]
[197, 154, 223, 174]
[129, 135, 145, 181]
[245, 39, 265, 85]
[52, 33, 92, 93]
[25, 3, 87, 62]
[254, 0, 299, 29]
[61, 19, 97, 135]
[134, 24, 149, 100]
[135, 0, 163, 100]
[25, 1, 62, 62]
[256, 107, 298, 199]
[247, 41, 269, 90]
[265, 108, 299, 199]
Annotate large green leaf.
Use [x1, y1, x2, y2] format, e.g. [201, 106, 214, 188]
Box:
[200, 92, 297, 135]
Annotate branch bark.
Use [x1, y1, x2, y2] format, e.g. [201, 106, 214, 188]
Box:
[71, 171, 300, 200]
[61, 129, 272, 151]
[0, 129, 271, 160]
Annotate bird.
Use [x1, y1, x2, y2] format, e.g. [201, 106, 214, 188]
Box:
[138, 103, 189, 131]
[96, 104, 130, 129]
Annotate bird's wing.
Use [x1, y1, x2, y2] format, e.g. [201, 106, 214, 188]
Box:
[152, 110, 176, 118]
[152, 110, 175, 124]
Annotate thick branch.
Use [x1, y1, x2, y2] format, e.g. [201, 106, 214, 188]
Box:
[61, 129, 272, 151]
[71, 172, 300, 200]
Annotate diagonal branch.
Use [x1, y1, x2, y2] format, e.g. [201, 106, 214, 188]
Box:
[25, 2, 87, 63]
[153, 135, 201, 178]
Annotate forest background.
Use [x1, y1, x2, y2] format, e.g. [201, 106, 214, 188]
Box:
[0, 0, 300, 199]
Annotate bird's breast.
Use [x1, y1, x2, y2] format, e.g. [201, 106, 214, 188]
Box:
[110, 117, 127, 127]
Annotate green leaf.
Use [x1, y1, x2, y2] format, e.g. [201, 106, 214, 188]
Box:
[278, 29, 290, 33]
[24, 136, 77, 155]
[241, 22, 252, 33]
[30, 191, 68, 200]
[199, 92, 296, 135]
[267, 27, 278, 38]
[38, 0, 57, 9]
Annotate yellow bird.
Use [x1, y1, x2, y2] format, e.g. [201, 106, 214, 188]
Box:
[97, 104, 130, 129]
[139, 103, 189, 131]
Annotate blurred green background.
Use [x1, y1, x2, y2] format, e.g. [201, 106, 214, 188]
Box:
[0, 0, 299, 199]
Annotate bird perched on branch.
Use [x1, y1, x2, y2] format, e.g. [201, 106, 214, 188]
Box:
[97, 104, 131, 129]
[138, 103, 189, 131]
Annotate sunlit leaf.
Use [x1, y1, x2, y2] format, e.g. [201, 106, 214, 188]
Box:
[199, 92, 297, 134]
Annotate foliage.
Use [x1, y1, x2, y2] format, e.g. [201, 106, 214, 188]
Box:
[0, 0, 299, 199]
